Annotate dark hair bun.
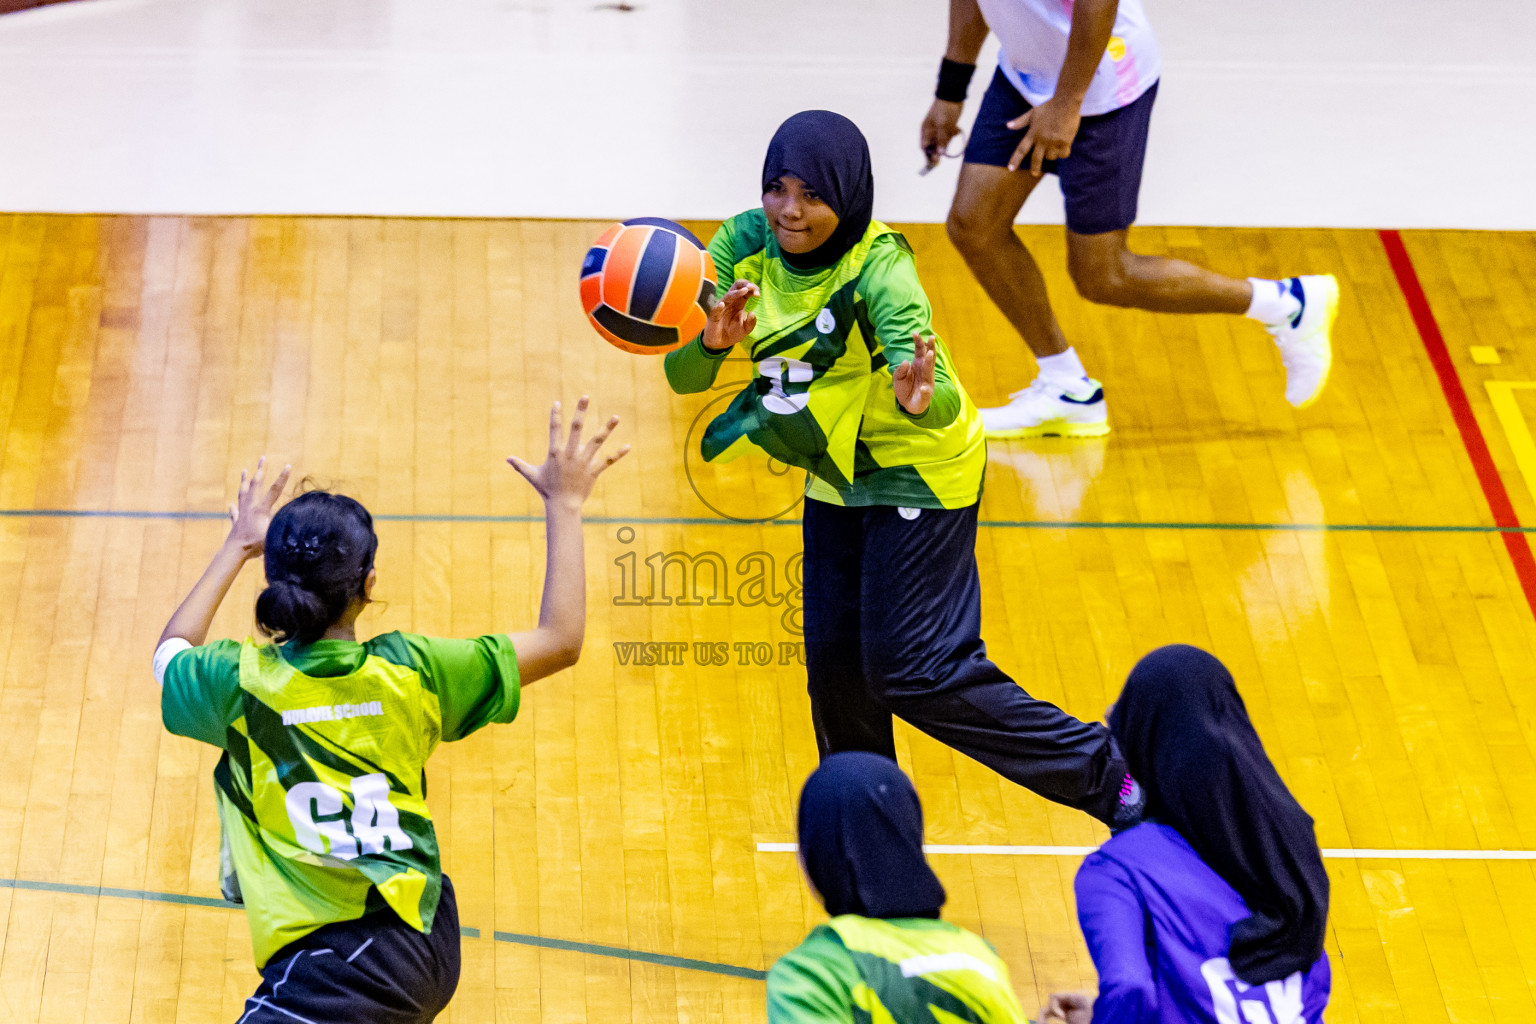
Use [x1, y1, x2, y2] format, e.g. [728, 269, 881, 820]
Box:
[256, 490, 378, 645]
[255, 579, 332, 646]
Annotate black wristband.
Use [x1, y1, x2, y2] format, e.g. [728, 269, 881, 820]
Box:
[936, 58, 975, 103]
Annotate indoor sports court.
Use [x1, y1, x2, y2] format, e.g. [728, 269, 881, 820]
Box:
[0, 1, 1534, 1022]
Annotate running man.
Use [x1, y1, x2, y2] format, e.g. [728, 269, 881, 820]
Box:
[921, 0, 1339, 438]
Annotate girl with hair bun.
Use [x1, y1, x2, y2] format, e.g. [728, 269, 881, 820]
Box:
[153, 398, 626, 1024]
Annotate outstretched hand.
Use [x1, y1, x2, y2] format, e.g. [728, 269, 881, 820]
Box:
[702, 279, 759, 352]
[894, 332, 937, 415]
[507, 396, 629, 509]
[227, 456, 292, 558]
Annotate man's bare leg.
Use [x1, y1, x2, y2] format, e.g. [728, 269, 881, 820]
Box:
[945, 162, 1068, 359]
[946, 161, 1109, 437]
[1063, 228, 1338, 407]
[945, 165, 1337, 432]
[1064, 228, 1250, 313]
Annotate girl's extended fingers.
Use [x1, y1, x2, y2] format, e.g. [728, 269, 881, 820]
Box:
[267, 464, 292, 504]
[1006, 109, 1034, 132]
[566, 395, 590, 454]
[726, 281, 758, 310]
[548, 402, 562, 455]
[583, 415, 620, 459]
[595, 444, 632, 473]
[506, 455, 540, 487]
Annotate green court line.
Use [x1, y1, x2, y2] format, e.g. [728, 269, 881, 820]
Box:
[0, 876, 765, 980]
[0, 506, 1527, 534]
[1, 876, 239, 909]
[491, 930, 767, 980]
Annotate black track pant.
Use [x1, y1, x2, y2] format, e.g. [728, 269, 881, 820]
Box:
[802, 498, 1126, 825]
[239, 876, 462, 1023]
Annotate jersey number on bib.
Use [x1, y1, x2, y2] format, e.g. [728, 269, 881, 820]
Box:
[286, 772, 413, 860]
[1201, 957, 1304, 1024]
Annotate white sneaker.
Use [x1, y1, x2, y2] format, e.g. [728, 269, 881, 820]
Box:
[979, 377, 1110, 439]
[1267, 275, 1339, 408]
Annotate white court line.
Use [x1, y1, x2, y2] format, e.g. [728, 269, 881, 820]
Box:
[756, 843, 1536, 860]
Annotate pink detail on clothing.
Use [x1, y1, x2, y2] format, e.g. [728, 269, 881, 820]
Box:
[1112, 49, 1141, 107]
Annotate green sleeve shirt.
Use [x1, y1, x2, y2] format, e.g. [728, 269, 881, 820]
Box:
[663, 209, 986, 510]
[767, 927, 863, 1022]
[857, 239, 961, 430]
[767, 918, 1029, 1024]
[162, 632, 521, 749]
[159, 631, 521, 967]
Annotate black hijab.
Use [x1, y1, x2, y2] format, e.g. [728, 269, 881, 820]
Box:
[761, 110, 875, 271]
[1109, 645, 1329, 984]
[798, 752, 946, 919]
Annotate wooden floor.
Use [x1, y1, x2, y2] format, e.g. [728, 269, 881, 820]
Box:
[1, 214, 1535, 1023]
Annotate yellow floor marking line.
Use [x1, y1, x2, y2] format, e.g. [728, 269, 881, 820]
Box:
[1486, 382, 1536, 505]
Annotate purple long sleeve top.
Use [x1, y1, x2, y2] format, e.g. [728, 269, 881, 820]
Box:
[1075, 822, 1331, 1024]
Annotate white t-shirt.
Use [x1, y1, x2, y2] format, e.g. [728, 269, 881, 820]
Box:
[976, 0, 1161, 116]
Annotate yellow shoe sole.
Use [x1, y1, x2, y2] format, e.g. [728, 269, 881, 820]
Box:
[1292, 275, 1339, 410]
[985, 420, 1111, 440]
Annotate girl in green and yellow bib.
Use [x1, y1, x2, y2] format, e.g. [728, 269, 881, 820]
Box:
[665, 110, 1141, 830]
[768, 751, 1029, 1022]
[153, 399, 626, 1024]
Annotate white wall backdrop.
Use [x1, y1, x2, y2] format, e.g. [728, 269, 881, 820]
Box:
[0, 0, 1531, 228]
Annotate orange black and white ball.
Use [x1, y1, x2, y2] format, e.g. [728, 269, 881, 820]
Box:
[580, 217, 718, 355]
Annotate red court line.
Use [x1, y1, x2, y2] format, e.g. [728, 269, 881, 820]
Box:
[1379, 228, 1536, 620]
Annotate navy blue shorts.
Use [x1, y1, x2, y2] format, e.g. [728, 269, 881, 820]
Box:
[964, 68, 1158, 236]
[239, 877, 462, 1023]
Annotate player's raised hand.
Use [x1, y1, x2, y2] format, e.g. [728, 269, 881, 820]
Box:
[920, 99, 964, 171]
[894, 331, 937, 415]
[227, 456, 292, 558]
[1006, 94, 1082, 176]
[702, 279, 759, 352]
[508, 396, 629, 509]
